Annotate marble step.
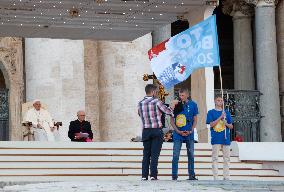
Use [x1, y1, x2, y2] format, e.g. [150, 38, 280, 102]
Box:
[0, 141, 212, 150]
[0, 155, 241, 162]
[0, 141, 282, 182]
[0, 149, 223, 156]
[0, 175, 284, 182]
[0, 168, 279, 176]
[0, 162, 264, 169]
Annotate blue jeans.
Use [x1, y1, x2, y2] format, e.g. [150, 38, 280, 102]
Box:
[142, 128, 164, 178]
[172, 139, 195, 179]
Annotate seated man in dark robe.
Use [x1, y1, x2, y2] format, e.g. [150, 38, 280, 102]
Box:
[68, 110, 93, 142]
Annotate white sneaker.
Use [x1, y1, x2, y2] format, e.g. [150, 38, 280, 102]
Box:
[141, 177, 148, 181]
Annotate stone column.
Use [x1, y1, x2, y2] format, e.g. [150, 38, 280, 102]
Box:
[233, 13, 255, 90]
[276, 0, 284, 140]
[97, 34, 152, 141]
[223, 0, 255, 89]
[223, 0, 255, 141]
[84, 40, 101, 141]
[223, 0, 255, 90]
[247, 0, 282, 141]
[152, 24, 171, 47]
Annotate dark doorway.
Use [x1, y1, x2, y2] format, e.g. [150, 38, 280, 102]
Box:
[0, 69, 9, 141]
[213, 3, 234, 89]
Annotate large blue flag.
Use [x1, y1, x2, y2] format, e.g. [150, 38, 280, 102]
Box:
[148, 15, 220, 89]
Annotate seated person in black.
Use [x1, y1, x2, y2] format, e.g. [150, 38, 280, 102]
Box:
[68, 110, 93, 142]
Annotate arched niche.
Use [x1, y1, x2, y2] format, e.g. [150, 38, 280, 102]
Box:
[0, 37, 24, 141]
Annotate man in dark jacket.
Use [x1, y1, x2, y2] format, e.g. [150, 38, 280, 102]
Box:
[68, 110, 93, 142]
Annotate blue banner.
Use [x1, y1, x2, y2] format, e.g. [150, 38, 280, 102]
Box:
[148, 15, 220, 89]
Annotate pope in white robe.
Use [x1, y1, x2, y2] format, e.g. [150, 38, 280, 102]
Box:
[24, 100, 57, 141]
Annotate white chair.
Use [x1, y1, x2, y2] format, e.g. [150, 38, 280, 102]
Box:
[22, 102, 62, 141]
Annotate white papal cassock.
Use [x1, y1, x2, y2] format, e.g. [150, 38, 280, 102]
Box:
[24, 108, 56, 141]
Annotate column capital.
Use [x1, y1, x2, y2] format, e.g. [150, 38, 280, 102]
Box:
[245, 0, 279, 6]
[223, 0, 254, 17]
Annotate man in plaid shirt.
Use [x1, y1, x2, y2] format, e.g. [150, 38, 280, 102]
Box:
[138, 84, 176, 180]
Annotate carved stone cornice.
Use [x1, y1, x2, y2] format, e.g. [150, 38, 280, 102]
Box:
[0, 37, 22, 75]
[0, 47, 17, 74]
[223, 0, 254, 16]
[0, 37, 24, 141]
[245, 0, 279, 6]
[205, 0, 218, 6]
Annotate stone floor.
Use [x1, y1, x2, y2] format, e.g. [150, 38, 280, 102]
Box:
[1, 180, 284, 192]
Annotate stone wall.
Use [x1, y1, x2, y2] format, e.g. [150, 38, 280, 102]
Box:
[25, 38, 85, 141]
[24, 34, 152, 142]
[96, 33, 152, 141]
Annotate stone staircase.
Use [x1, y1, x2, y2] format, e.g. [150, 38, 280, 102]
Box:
[0, 141, 283, 181]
